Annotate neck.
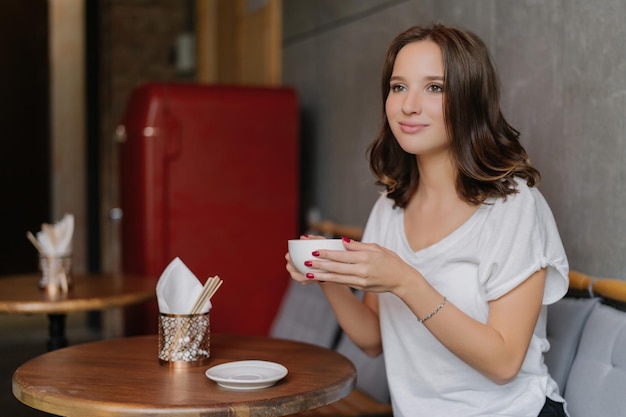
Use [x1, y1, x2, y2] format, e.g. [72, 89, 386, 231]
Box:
[414, 152, 458, 202]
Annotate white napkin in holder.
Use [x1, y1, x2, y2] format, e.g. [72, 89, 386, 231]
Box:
[28, 214, 74, 295]
[156, 257, 212, 315]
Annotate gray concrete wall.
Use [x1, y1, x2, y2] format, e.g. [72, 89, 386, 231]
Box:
[282, 0, 626, 278]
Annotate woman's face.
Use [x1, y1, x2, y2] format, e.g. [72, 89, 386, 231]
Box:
[385, 40, 448, 157]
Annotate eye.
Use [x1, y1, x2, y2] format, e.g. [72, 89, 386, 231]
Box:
[426, 83, 444, 93]
[390, 83, 407, 93]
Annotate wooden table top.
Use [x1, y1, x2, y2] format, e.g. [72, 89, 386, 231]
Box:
[0, 273, 156, 314]
[13, 333, 357, 417]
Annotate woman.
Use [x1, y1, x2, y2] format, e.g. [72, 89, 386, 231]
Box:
[286, 24, 569, 417]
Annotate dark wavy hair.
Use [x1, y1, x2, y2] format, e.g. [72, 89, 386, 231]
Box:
[368, 23, 540, 208]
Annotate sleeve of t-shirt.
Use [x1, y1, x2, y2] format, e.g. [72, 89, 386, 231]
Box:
[361, 193, 394, 244]
[477, 184, 569, 305]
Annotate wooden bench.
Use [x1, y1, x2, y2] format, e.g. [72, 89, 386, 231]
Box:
[290, 389, 393, 416]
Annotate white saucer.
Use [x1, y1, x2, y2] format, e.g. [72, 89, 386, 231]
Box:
[205, 360, 288, 390]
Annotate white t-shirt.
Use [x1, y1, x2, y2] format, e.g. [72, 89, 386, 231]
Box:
[362, 180, 569, 417]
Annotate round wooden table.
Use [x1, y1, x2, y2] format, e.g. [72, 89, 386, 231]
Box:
[0, 273, 155, 350]
[13, 333, 357, 417]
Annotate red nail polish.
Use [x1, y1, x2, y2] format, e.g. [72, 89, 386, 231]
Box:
[306, 273, 315, 279]
[342, 236, 350, 243]
[301, 234, 309, 238]
[312, 251, 320, 257]
[304, 260, 313, 267]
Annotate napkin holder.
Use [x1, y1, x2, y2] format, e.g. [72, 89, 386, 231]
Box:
[39, 254, 72, 294]
[158, 311, 210, 367]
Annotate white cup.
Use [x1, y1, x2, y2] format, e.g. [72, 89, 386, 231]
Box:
[288, 238, 346, 274]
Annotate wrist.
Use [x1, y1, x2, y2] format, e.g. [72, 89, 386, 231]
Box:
[392, 265, 425, 299]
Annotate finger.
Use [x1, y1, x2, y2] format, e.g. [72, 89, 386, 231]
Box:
[285, 256, 310, 283]
[301, 234, 325, 240]
[286, 267, 308, 284]
[305, 270, 366, 289]
[341, 237, 379, 252]
[307, 257, 366, 278]
[313, 247, 363, 265]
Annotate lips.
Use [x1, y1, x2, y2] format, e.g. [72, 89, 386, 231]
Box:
[399, 121, 428, 134]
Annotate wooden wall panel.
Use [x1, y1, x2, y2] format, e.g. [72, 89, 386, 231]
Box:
[196, 0, 281, 85]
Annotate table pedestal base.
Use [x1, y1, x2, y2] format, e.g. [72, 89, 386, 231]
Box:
[47, 313, 67, 351]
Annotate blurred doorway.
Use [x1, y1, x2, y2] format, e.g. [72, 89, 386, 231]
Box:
[0, 0, 51, 275]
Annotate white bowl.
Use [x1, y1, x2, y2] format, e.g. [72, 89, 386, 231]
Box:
[288, 239, 346, 275]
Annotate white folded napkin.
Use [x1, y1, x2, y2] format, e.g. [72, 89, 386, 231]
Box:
[156, 257, 212, 314]
[31, 213, 74, 257]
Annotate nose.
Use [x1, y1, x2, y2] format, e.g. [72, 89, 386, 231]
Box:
[401, 91, 422, 115]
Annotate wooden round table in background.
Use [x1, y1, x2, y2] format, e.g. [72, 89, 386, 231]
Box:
[0, 273, 156, 350]
[13, 333, 357, 417]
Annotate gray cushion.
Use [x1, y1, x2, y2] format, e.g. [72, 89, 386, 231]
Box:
[335, 332, 390, 404]
[269, 281, 340, 348]
[564, 302, 626, 417]
[545, 297, 599, 393]
[271, 285, 390, 404]
[272, 285, 391, 403]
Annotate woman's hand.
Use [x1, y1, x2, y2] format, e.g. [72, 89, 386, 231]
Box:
[302, 237, 419, 295]
[285, 235, 384, 356]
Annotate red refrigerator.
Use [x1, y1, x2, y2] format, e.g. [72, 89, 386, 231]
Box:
[118, 83, 299, 336]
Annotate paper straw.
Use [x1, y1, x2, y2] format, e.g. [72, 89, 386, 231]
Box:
[26, 231, 45, 253]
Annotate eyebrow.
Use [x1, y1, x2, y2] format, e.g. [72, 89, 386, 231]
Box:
[389, 75, 444, 83]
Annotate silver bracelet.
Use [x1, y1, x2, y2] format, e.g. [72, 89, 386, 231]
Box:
[418, 296, 447, 324]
